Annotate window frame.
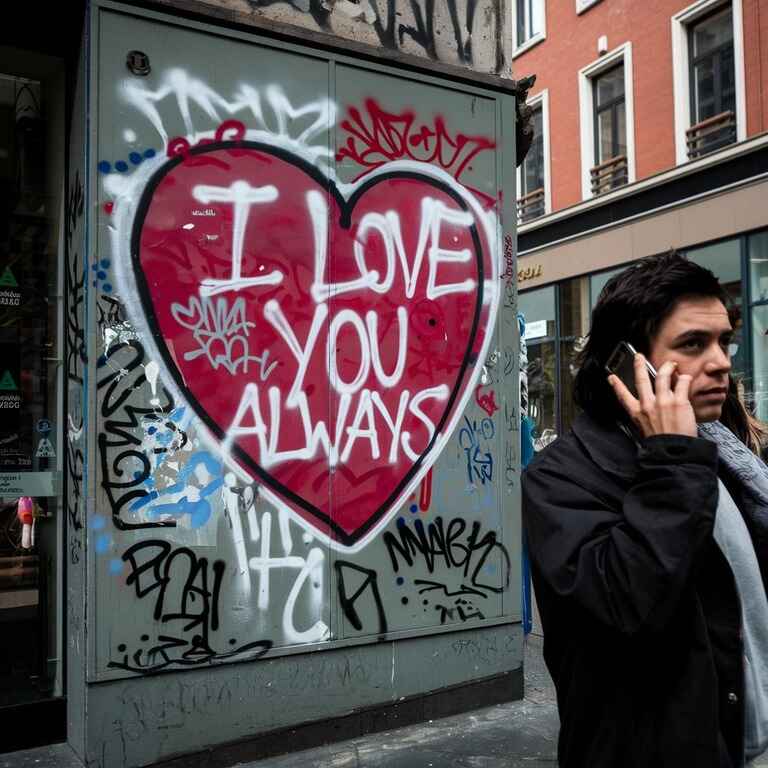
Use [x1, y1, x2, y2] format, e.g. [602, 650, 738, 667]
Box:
[517, 89, 551, 222]
[671, 0, 746, 165]
[578, 42, 636, 200]
[592, 64, 626, 168]
[512, 0, 547, 58]
[576, 0, 603, 14]
[688, 6, 737, 157]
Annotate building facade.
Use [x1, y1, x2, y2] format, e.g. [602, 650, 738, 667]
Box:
[0, 2, 526, 764]
[513, 0, 768, 445]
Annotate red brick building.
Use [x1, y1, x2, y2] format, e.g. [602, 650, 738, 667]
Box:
[513, 0, 768, 448]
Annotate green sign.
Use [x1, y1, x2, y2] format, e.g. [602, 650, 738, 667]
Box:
[0, 370, 18, 390]
[0, 266, 18, 288]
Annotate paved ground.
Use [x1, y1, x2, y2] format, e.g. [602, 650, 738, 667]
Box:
[0, 635, 558, 768]
[4, 629, 768, 767]
[235, 633, 559, 768]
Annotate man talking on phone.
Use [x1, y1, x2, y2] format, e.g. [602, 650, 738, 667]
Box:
[522, 251, 768, 767]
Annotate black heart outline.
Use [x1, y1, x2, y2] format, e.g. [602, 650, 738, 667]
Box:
[131, 141, 486, 546]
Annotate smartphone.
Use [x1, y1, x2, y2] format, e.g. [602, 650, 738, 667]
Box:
[605, 341, 657, 399]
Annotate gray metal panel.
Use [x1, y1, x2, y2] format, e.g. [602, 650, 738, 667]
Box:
[65, 13, 91, 759]
[88, 0, 520, 713]
[91, 8, 335, 679]
[499, 93, 521, 620]
[329, 63, 510, 638]
[84, 622, 524, 768]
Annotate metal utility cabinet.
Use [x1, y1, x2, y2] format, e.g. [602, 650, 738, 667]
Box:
[64, 3, 522, 765]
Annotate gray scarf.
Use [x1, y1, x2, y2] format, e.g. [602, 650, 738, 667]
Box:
[699, 421, 768, 763]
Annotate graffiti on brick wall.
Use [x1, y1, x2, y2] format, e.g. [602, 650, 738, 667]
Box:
[93, 65, 513, 675]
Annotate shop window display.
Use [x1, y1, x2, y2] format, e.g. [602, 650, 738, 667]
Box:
[518, 287, 557, 450]
[519, 280, 586, 448]
[0, 70, 63, 709]
[687, 237, 746, 386]
[749, 231, 768, 420]
[527, 244, 754, 449]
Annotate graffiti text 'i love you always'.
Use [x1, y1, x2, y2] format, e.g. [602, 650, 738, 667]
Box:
[131, 133, 498, 546]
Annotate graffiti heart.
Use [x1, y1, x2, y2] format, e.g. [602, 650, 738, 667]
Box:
[114, 124, 499, 547]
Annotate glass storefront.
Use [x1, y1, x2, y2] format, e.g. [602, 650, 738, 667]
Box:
[0, 60, 65, 719]
[748, 230, 768, 419]
[521, 229, 768, 446]
[558, 279, 587, 432]
[519, 286, 556, 449]
[687, 237, 746, 381]
[519, 280, 586, 450]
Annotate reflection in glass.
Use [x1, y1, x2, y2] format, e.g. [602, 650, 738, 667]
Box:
[598, 110, 614, 166]
[517, 0, 543, 44]
[750, 232, 768, 419]
[560, 339, 581, 433]
[749, 231, 768, 303]
[518, 285, 556, 340]
[558, 280, 585, 433]
[521, 109, 544, 192]
[596, 66, 624, 104]
[687, 237, 745, 383]
[590, 266, 625, 312]
[693, 7, 733, 56]
[0, 71, 61, 706]
[752, 306, 768, 421]
[616, 101, 627, 156]
[559, 278, 584, 338]
[527, 341, 557, 450]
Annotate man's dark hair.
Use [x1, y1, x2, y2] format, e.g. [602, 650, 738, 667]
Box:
[574, 251, 732, 423]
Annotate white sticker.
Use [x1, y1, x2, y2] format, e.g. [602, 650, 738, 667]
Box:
[35, 437, 56, 458]
[523, 319, 549, 341]
[0, 471, 57, 498]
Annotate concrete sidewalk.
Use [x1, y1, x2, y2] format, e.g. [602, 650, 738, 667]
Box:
[0, 635, 558, 768]
[239, 633, 558, 768]
[5, 632, 768, 767]
[233, 615, 768, 768]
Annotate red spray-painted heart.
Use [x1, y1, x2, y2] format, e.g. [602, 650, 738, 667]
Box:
[132, 138, 496, 546]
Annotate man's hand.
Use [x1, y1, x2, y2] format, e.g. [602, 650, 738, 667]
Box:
[608, 355, 698, 438]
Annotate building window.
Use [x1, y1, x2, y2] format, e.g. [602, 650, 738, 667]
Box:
[578, 43, 636, 200]
[514, 0, 545, 55]
[688, 7, 736, 159]
[517, 92, 550, 224]
[592, 65, 627, 195]
[672, 0, 746, 165]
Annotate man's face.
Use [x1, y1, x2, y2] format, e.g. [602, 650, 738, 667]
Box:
[648, 296, 733, 423]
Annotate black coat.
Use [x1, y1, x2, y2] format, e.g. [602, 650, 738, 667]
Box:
[522, 412, 767, 768]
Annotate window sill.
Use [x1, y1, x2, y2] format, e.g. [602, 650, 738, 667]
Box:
[512, 33, 546, 59]
[576, 0, 603, 15]
[588, 183, 629, 200]
[518, 214, 548, 226]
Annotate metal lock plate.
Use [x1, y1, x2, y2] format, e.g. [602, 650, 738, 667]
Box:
[126, 50, 151, 76]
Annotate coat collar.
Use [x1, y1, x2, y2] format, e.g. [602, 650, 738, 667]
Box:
[571, 411, 640, 480]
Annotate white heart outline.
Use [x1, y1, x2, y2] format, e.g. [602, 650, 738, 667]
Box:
[107, 139, 500, 553]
